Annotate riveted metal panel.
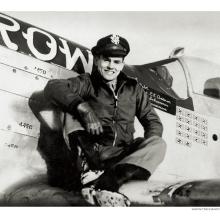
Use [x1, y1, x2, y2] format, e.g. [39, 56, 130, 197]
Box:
[0, 62, 48, 98]
[0, 129, 46, 193]
[0, 129, 39, 163]
[0, 45, 79, 80]
[0, 90, 40, 138]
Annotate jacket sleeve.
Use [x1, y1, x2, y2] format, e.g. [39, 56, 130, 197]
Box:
[136, 83, 163, 138]
[44, 73, 92, 114]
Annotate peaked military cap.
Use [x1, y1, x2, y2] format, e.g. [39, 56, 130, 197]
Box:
[91, 34, 130, 57]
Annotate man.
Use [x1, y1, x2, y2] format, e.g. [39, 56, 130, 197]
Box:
[44, 34, 166, 206]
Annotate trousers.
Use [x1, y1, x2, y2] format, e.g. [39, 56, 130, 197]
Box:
[64, 113, 167, 174]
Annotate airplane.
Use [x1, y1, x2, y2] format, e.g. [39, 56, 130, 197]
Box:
[0, 12, 220, 206]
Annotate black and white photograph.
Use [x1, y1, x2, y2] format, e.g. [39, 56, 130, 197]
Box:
[1, 2, 220, 216]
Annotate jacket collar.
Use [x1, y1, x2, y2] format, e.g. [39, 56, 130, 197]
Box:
[90, 68, 137, 96]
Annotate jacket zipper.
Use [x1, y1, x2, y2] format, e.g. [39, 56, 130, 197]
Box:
[111, 81, 125, 147]
[106, 80, 126, 147]
[112, 94, 118, 147]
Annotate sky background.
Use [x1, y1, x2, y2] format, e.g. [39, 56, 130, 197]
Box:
[4, 11, 220, 66]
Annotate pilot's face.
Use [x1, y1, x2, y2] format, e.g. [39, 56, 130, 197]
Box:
[95, 55, 125, 81]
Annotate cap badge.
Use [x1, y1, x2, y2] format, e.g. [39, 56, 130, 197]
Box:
[110, 34, 120, 45]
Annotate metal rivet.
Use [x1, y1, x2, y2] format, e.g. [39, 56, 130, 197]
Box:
[7, 125, 11, 130]
[213, 134, 218, 141]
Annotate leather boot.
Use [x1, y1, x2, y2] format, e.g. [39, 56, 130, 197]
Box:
[68, 130, 101, 170]
[93, 163, 151, 192]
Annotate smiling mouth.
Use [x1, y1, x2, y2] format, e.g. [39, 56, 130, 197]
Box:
[105, 70, 115, 74]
